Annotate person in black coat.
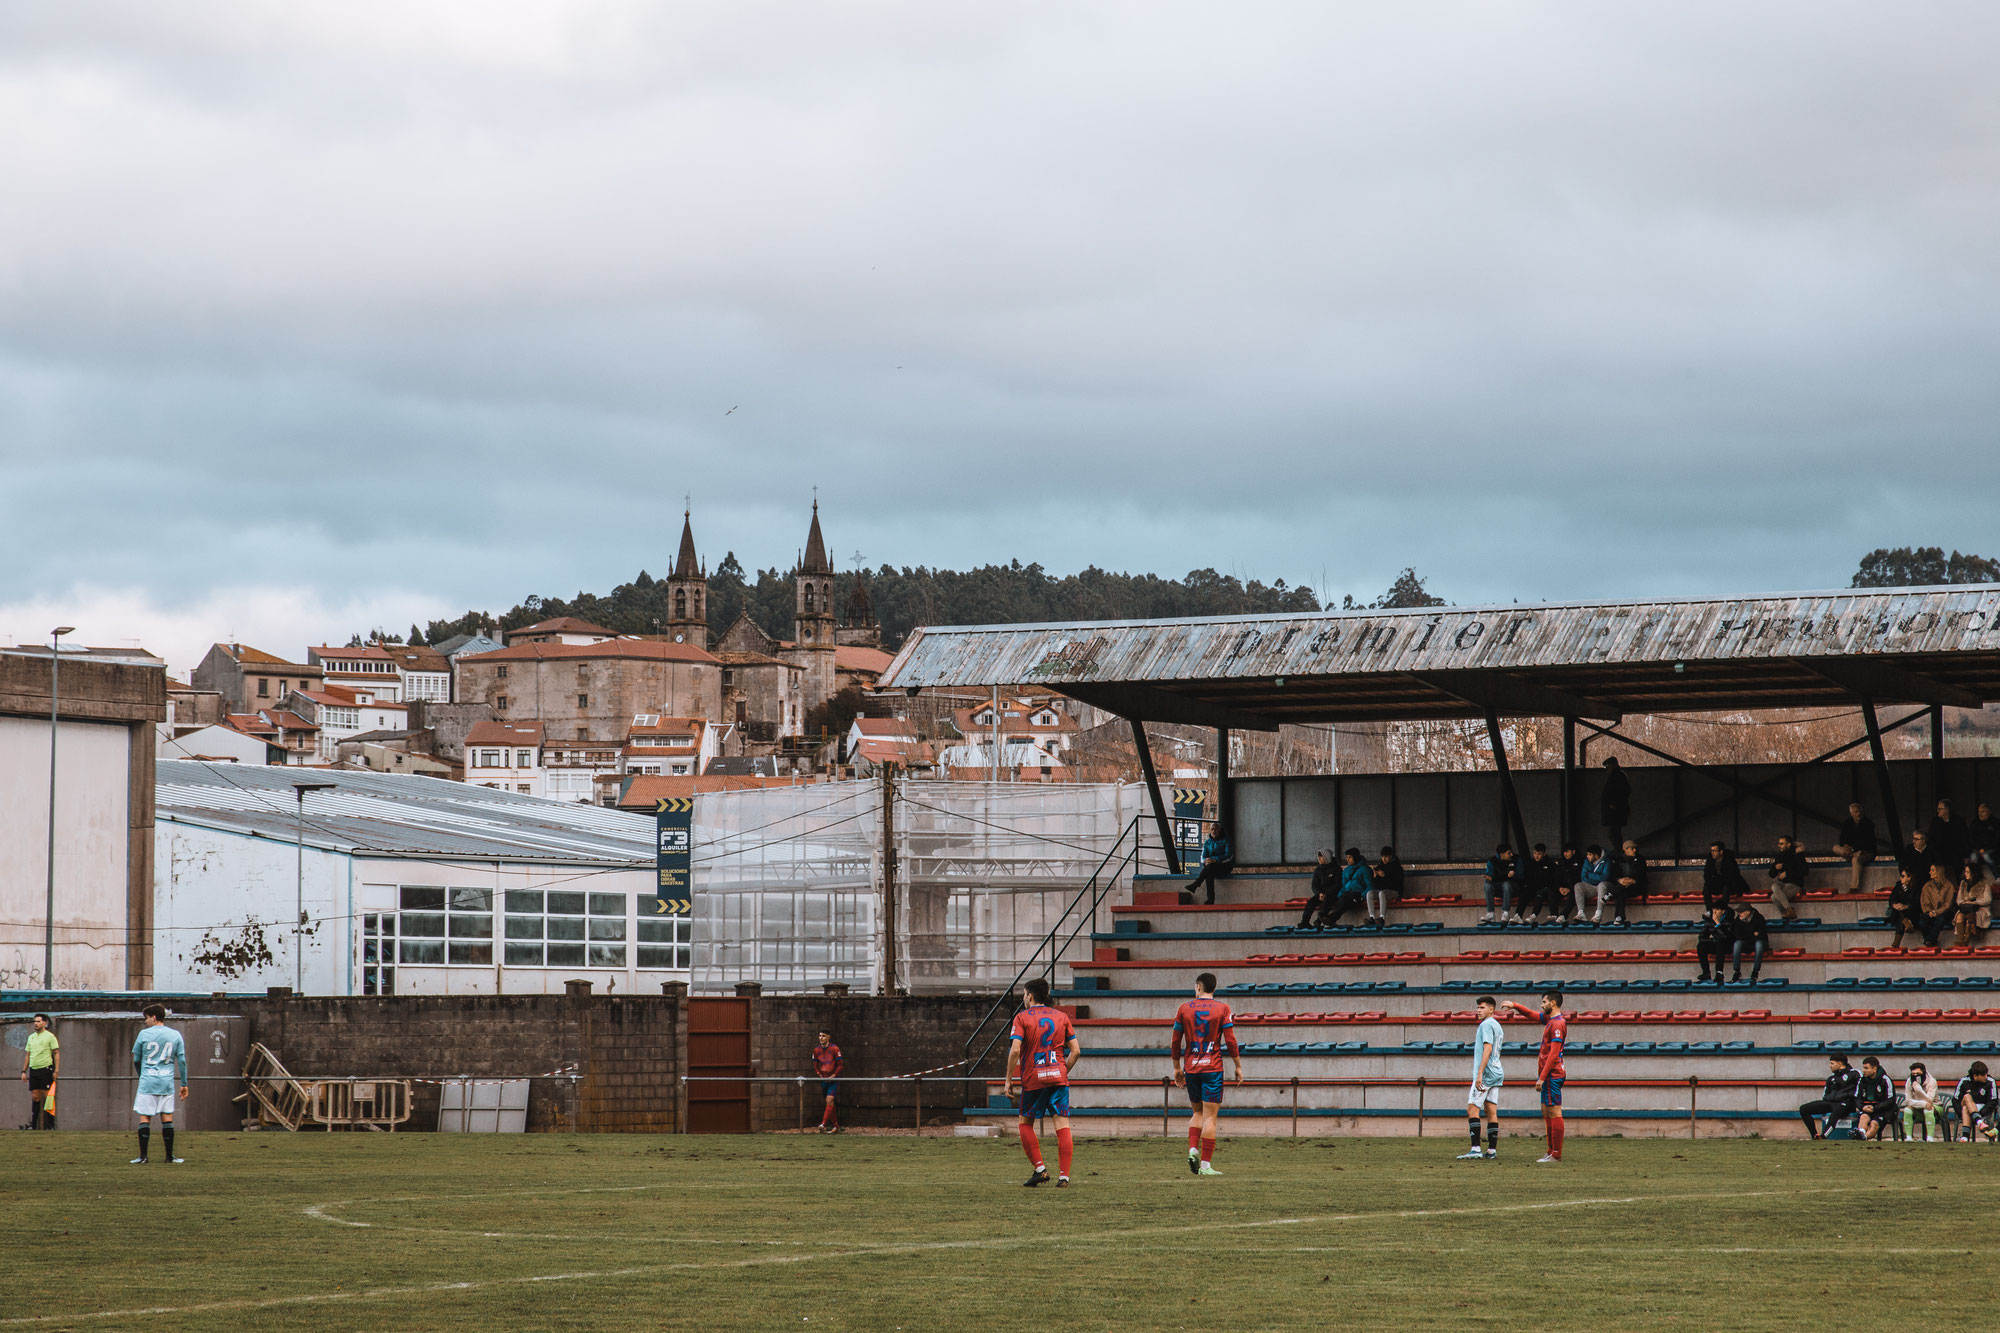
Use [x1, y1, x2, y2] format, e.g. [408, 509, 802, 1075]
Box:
[1297, 849, 1340, 929]
[1599, 756, 1632, 848]
[1855, 1056, 1897, 1140]
[1702, 842, 1749, 913]
[1609, 840, 1648, 923]
[1728, 902, 1769, 983]
[1798, 1054, 1863, 1139]
[1926, 799, 1970, 875]
[1833, 803, 1879, 892]
[1695, 906, 1732, 983]
[1886, 868, 1922, 949]
[1895, 831, 1933, 884]
[1367, 846, 1406, 927]
[1972, 802, 2000, 880]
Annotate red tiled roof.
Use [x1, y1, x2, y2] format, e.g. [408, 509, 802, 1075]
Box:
[616, 774, 805, 808]
[309, 644, 399, 663]
[472, 640, 720, 665]
[853, 739, 935, 766]
[264, 710, 318, 732]
[221, 643, 317, 669]
[849, 717, 914, 737]
[834, 646, 895, 674]
[466, 721, 546, 745]
[506, 617, 617, 638]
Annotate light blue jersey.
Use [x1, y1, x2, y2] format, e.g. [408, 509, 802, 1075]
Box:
[132, 1026, 187, 1097]
[1473, 1016, 1504, 1087]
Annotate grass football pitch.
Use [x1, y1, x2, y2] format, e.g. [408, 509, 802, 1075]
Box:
[2, 1130, 1989, 1331]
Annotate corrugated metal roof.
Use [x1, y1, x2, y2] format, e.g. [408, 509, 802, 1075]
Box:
[156, 760, 652, 864]
[880, 586, 2000, 724]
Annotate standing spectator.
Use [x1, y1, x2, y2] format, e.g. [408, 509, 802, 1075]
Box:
[1520, 844, 1560, 924]
[1367, 845, 1405, 928]
[1729, 902, 1769, 983]
[1886, 868, 1923, 949]
[1919, 864, 1958, 947]
[1695, 906, 1731, 984]
[1186, 822, 1233, 906]
[1599, 756, 1631, 851]
[1576, 845, 1614, 923]
[1901, 1061, 1941, 1142]
[1765, 835, 1808, 920]
[1970, 802, 2000, 880]
[1954, 1061, 1999, 1142]
[1926, 799, 1970, 875]
[1797, 1052, 1862, 1140]
[1953, 866, 1991, 946]
[1855, 1057, 1897, 1140]
[1832, 803, 1879, 892]
[19, 1013, 57, 1131]
[1319, 848, 1374, 928]
[809, 1029, 844, 1133]
[1297, 849, 1340, 929]
[1702, 842, 1749, 914]
[1481, 844, 1517, 925]
[1609, 840, 1648, 924]
[1896, 831, 1933, 884]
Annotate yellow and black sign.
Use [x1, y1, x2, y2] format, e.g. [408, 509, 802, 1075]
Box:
[654, 797, 694, 916]
[1172, 788, 1207, 852]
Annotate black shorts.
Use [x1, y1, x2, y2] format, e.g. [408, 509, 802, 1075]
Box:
[27, 1068, 53, 1092]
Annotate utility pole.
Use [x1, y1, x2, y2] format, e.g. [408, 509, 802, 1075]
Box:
[292, 782, 336, 991]
[880, 766, 898, 995]
[990, 684, 1001, 783]
[44, 625, 74, 989]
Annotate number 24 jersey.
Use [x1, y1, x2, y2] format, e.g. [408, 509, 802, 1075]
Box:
[1011, 1005, 1076, 1090]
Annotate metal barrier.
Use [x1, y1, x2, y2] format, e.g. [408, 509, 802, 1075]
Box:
[237, 1043, 413, 1132]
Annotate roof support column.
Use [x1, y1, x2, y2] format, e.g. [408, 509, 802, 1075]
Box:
[1130, 718, 1181, 875]
[1560, 716, 1576, 850]
[1484, 709, 1532, 858]
[1931, 703, 1948, 802]
[1215, 727, 1232, 844]
[1861, 698, 1904, 852]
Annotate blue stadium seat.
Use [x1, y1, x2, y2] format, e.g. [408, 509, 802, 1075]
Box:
[1656, 1042, 1688, 1053]
[1722, 1041, 1754, 1052]
[1961, 977, 1994, 988]
[1502, 980, 1537, 992]
[1660, 980, 1692, 991]
[1335, 1040, 1368, 1052]
[1892, 1040, 1926, 1053]
[1928, 977, 1961, 987]
[1405, 1040, 1433, 1052]
[1628, 980, 1659, 991]
[1928, 1041, 1961, 1053]
[1894, 977, 1926, 986]
[1824, 977, 1859, 988]
[1284, 982, 1317, 993]
[1372, 981, 1407, 991]
[1623, 1041, 1656, 1052]
[1440, 980, 1472, 990]
[1664, 920, 1694, 930]
[1858, 977, 1892, 988]
[1302, 1042, 1335, 1054]
[1796, 1040, 1825, 1051]
[1690, 1041, 1719, 1052]
[1963, 1040, 1997, 1054]
[1414, 922, 1443, 932]
[1857, 916, 1888, 927]
[1502, 1042, 1534, 1055]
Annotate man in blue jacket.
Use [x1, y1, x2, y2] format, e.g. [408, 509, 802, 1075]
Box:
[1188, 824, 1233, 906]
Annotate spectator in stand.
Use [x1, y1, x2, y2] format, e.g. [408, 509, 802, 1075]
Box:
[1576, 845, 1614, 923]
[1954, 1061, 1999, 1142]
[1553, 844, 1584, 917]
[1926, 799, 1970, 875]
[1609, 840, 1648, 924]
[1953, 865, 1992, 946]
[1366, 845, 1405, 928]
[1187, 822, 1233, 906]
[1798, 1052, 1862, 1139]
[1896, 831, 1933, 885]
[1297, 849, 1340, 929]
[1319, 848, 1374, 928]
[1832, 803, 1879, 893]
[1901, 1061, 1940, 1142]
[1765, 835, 1808, 920]
[1695, 905, 1731, 984]
[1600, 756, 1631, 851]
[1971, 802, 2000, 881]
[1919, 863, 1958, 947]
[1702, 841, 1749, 914]
[1729, 902, 1769, 983]
[1482, 844, 1517, 925]
[1855, 1057, 1897, 1140]
[1886, 868, 1923, 949]
[1520, 844, 1560, 924]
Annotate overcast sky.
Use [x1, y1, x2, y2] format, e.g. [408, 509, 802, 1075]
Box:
[3, 2, 1997, 673]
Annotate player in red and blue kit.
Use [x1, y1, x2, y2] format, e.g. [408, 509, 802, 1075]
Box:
[809, 1030, 844, 1133]
[1172, 971, 1243, 1176]
[1503, 988, 1567, 1163]
[1007, 976, 1081, 1187]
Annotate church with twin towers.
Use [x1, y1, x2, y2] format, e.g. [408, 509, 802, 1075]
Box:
[662, 500, 886, 739]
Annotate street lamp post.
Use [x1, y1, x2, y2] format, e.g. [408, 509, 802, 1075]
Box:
[44, 626, 74, 990]
[292, 782, 336, 992]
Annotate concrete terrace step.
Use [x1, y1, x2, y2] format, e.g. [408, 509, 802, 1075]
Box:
[1069, 952, 2000, 988]
[1115, 892, 1894, 929]
[1091, 923, 1919, 961]
[1073, 1013, 2000, 1045]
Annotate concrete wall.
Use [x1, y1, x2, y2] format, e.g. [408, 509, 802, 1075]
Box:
[746, 994, 1008, 1131]
[0, 717, 133, 990]
[455, 656, 720, 745]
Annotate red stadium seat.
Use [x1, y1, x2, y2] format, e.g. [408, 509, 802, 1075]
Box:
[1909, 1009, 1942, 1020]
[1874, 1009, 1907, 1020]
[1807, 1009, 1839, 1019]
[1740, 1009, 1771, 1019]
[1458, 950, 1488, 961]
[1353, 1011, 1386, 1022]
[1640, 1011, 1674, 1023]
[1609, 1011, 1641, 1022]
[1394, 952, 1425, 962]
[1942, 1009, 1975, 1020]
[1670, 1011, 1705, 1022]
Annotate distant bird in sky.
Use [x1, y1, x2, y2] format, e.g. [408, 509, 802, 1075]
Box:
[725, 406, 737, 415]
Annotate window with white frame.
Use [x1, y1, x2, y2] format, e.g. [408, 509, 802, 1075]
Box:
[502, 890, 628, 967]
[637, 915, 692, 969]
[516, 749, 533, 766]
[477, 749, 502, 767]
[396, 886, 493, 965]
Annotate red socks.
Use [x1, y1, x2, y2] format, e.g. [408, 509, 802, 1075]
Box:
[1200, 1135, 1215, 1163]
[821, 1105, 834, 1127]
[1056, 1128, 1073, 1177]
[1547, 1114, 1564, 1159]
[1187, 1126, 1201, 1150]
[1019, 1123, 1044, 1170]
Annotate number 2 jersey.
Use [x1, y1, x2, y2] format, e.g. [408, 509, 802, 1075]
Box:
[1010, 1004, 1077, 1090]
[1171, 998, 1238, 1074]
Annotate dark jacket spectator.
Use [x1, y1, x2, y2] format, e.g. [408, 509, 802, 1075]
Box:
[1728, 903, 1769, 982]
[1972, 804, 2000, 878]
[1599, 758, 1632, 830]
[1836, 812, 1879, 857]
[1320, 849, 1373, 927]
[1373, 851, 1405, 899]
[1896, 833, 1933, 882]
[1887, 870, 1922, 948]
[1695, 909, 1732, 981]
[1554, 846, 1584, 890]
[1519, 847, 1560, 920]
[1764, 838, 1808, 919]
[1798, 1058, 1862, 1139]
[1298, 851, 1340, 928]
[1702, 845, 1749, 910]
[1856, 1062, 1897, 1138]
[1187, 828, 1234, 904]
[1926, 802, 1969, 871]
[1482, 846, 1518, 922]
[1607, 845, 1647, 923]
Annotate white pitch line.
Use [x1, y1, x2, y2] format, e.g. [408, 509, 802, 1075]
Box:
[4, 1184, 1956, 1328]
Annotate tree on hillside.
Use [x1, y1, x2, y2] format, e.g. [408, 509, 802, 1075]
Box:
[1851, 547, 2000, 588]
[1341, 568, 1447, 610]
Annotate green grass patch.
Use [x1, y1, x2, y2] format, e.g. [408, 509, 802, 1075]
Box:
[1, 1131, 1987, 1331]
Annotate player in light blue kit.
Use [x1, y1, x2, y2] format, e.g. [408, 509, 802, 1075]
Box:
[1456, 995, 1505, 1161]
[130, 1004, 188, 1165]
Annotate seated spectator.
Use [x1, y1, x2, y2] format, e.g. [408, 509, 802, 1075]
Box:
[1576, 845, 1614, 923]
[1764, 835, 1807, 920]
[1832, 802, 1879, 892]
[1520, 843, 1561, 924]
[1319, 847, 1373, 928]
[1702, 841, 1748, 914]
[1971, 802, 2000, 881]
[1553, 844, 1584, 909]
[1855, 1057, 1897, 1140]
[1366, 845, 1405, 927]
[1895, 831, 1933, 884]
[1955, 1061, 1999, 1143]
[1695, 906, 1731, 984]
[1954, 868, 1992, 946]
[1609, 840, 1648, 923]
[1481, 844, 1517, 925]
[1901, 1061, 1940, 1142]
[1798, 1053, 1861, 1140]
[1927, 799, 1970, 876]
[1186, 822, 1233, 906]
[1729, 902, 1769, 984]
[1297, 848, 1339, 929]
[1919, 864, 1958, 947]
[1887, 868, 1922, 949]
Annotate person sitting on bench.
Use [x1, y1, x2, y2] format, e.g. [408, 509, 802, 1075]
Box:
[1919, 864, 1958, 947]
[1187, 822, 1233, 906]
[1798, 1052, 1861, 1139]
[1728, 902, 1769, 983]
[1610, 840, 1648, 923]
[1297, 849, 1340, 929]
[1887, 868, 1922, 949]
[1366, 845, 1405, 928]
[1955, 1061, 2000, 1143]
[1319, 848, 1373, 928]
[1901, 1061, 1940, 1141]
[1953, 866, 1992, 946]
[1855, 1057, 1897, 1140]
